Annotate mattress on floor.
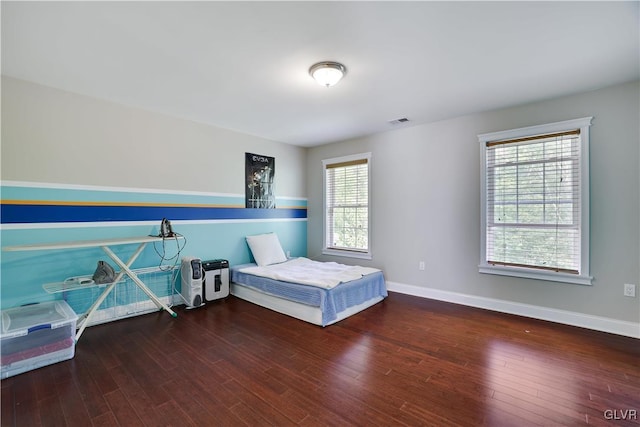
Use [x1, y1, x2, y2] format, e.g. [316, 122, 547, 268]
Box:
[230, 263, 387, 325]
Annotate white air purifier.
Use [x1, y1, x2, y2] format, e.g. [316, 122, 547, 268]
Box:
[180, 257, 204, 308]
[202, 259, 230, 302]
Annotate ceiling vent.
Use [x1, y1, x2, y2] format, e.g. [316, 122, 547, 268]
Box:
[388, 117, 409, 125]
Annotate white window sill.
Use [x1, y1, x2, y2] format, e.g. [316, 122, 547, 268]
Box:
[478, 264, 593, 286]
[323, 248, 372, 260]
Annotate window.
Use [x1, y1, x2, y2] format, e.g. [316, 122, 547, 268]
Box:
[323, 153, 371, 259]
[478, 118, 592, 285]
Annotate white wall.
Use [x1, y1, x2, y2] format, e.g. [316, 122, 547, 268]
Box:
[1, 76, 306, 197]
[307, 80, 640, 333]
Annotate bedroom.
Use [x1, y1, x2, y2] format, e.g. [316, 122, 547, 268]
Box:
[1, 1, 638, 425]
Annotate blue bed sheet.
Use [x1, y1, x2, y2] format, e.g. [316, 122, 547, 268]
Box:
[230, 263, 387, 325]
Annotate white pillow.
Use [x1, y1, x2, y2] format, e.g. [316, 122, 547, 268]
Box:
[246, 233, 287, 267]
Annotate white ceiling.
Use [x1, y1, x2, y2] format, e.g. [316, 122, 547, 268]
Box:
[2, 1, 639, 147]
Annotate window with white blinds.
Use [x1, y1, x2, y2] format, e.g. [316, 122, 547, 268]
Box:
[478, 118, 592, 285]
[322, 153, 371, 259]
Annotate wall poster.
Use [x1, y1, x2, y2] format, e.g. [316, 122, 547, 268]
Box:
[245, 152, 275, 208]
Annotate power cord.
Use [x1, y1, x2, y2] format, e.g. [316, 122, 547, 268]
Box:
[154, 233, 187, 272]
[153, 233, 187, 308]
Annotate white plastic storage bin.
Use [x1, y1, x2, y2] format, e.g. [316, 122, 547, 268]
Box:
[1, 301, 78, 379]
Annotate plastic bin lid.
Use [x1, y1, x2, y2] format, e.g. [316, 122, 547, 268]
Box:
[1, 301, 77, 336]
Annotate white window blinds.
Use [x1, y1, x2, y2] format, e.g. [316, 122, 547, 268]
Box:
[486, 130, 581, 273]
[324, 155, 370, 255]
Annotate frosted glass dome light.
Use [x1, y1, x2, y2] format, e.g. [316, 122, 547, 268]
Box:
[309, 61, 347, 87]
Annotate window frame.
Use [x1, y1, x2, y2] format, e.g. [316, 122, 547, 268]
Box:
[478, 117, 593, 285]
[322, 152, 372, 260]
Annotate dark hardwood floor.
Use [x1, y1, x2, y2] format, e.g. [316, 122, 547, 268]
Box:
[2, 292, 639, 426]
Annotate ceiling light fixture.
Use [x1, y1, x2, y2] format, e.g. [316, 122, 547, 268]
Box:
[309, 61, 346, 87]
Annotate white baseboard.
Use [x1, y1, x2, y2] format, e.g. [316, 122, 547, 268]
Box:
[386, 281, 640, 339]
[85, 296, 175, 327]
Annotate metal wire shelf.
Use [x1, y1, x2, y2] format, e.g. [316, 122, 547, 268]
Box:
[44, 266, 178, 327]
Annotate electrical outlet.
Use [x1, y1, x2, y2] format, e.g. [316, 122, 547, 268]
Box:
[419, 261, 425, 271]
[624, 284, 636, 297]
[286, 250, 291, 258]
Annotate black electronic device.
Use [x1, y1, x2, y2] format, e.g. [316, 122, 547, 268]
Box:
[190, 259, 202, 280]
[159, 218, 175, 238]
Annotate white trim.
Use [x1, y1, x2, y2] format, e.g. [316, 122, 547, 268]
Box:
[477, 117, 594, 144]
[386, 281, 639, 339]
[0, 180, 307, 201]
[477, 117, 593, 284]
[321, 248, 373, 260]
[84, 295, 175, 327]
[322, 152, 372, 259]
[172, 218, 307, 225]
[0, 217, 307, 230]
[478, 264, 593, 286]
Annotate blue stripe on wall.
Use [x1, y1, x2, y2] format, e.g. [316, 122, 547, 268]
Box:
[0, 182, 308, 310]
[1, 204, 307, 224]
